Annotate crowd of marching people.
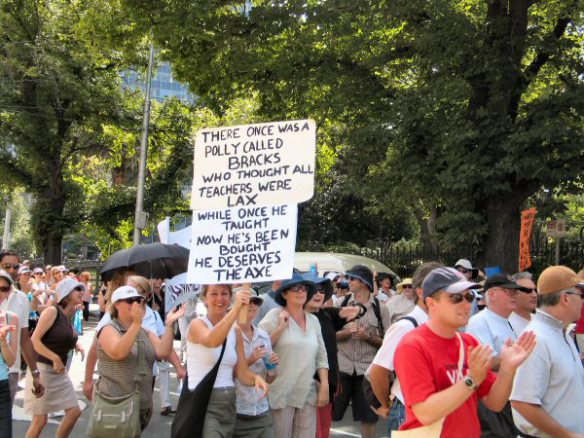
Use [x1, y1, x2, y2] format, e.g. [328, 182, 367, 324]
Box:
[0, 247, 583, 437]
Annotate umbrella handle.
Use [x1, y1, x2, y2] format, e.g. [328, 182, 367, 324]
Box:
[238, 283, 251, 324]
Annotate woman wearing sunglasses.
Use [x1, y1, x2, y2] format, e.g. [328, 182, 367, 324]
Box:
[258, 273, 329, 438]
[0, 271, 18, 437]
[94, 285, 183, 433]
[303, 274, 362, 438]
[25, 277, 86, 438]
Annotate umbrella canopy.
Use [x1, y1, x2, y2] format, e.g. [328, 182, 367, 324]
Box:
[100, 243, 189, 281]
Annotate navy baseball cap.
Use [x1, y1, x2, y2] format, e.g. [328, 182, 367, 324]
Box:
[422, 267, 481, 299]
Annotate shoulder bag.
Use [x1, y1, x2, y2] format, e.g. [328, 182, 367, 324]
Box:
[87, 322, 146, 438]
[391, 332, 465, 438]
[171, 339, 227, 438]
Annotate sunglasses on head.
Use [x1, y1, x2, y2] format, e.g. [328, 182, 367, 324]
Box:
[445, 293, 475, 304]
[121, 296, 144, 305]
[0, 286, 10, 293]
[1, 263, 19, 271]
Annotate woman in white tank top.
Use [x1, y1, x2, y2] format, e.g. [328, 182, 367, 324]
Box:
[186, 285, 269, 437]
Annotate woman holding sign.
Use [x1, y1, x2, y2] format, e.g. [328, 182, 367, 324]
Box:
[172, 284, 269, 438]
[258, 273, 329, 438]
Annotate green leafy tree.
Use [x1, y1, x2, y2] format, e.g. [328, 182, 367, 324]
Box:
[0, 0, 139, 263]
[123, 0, 584, 271]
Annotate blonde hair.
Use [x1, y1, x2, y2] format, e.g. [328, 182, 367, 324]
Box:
[80, 271, 91, 282]
[127, 275, 152, 297]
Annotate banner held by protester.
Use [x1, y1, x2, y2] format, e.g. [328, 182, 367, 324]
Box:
[191, 119, 316, 210]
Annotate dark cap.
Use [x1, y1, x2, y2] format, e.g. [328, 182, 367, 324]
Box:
[422, 267, 481, 299]
[483, 274, 525, 291]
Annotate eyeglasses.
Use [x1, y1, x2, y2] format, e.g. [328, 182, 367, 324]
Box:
[347, 275, 358, 281]
[1, 264, 19, 271]
[491, 287, 519, 297]
[446, 293, 475, 304]
[564, 290, 584, 300]
[289, 285, 308, 293]
[120, 297, 145, 305]
[0, 286, 10, 293]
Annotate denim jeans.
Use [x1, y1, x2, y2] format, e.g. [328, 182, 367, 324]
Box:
[0, 379, 12, 438]
[386, 398, 406, 438]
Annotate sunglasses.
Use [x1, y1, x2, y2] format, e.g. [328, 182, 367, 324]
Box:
[446, 293, 475, 304]
[0, 286, 10, 293]
[520, 288, 537, 294]
[120, 296, 145, 305]
[1, 264, 19, 271]
[314, 289, 326, 294]
[289, 285, 308, 293]
[402, 285, 413, 289]
[564, 290, 584, 300]
[457, 268, 470, 274]
[74, 286, 84, 292]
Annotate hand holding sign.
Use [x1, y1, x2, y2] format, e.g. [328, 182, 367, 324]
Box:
[236, 283, 252, 324]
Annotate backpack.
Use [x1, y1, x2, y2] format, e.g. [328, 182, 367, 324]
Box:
[363, 315, 419, 409]
[341, 294, 385, 335]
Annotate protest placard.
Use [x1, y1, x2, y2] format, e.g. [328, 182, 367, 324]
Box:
[191, 120, 315, 210]
[187, 204, 297, 284]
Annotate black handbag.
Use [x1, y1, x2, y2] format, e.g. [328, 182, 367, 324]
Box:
[171, 340, 227, 438]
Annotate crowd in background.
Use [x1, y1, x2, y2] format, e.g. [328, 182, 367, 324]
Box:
[0, 248, 582, 438]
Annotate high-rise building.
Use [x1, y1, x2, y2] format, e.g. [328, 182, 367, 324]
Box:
[121, 62, 195, 103]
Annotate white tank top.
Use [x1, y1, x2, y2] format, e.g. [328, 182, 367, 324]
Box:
[187, 316, 238, 390]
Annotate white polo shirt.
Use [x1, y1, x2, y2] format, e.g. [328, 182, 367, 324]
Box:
[466, 307, 517, 356]
[366, 305, 428, 404]
[1, 289, 29, 373]
[511, 310, 584, 436]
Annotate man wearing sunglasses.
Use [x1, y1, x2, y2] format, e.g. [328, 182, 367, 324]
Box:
[509, 272, 538, 335]
[0, 250, 44, 404]
[467, 273, 530, 437]
[511, 266, 584, 438]
[394, 267, 535, 438]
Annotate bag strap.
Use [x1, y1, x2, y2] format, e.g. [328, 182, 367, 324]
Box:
[397, 316, 418, 328]
[110, 318, 147, 390]
[455, 332, 465, 376]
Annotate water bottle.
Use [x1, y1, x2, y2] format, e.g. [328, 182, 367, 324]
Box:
[262, 354, 277, 371]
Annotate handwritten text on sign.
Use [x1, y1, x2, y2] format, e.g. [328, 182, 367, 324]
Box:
[187, 204, 297, 284]
[191, 120, 315, 210]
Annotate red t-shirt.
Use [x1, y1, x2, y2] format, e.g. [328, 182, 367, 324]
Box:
[575, 313, 584, 334]
[394, 324, 496, 438]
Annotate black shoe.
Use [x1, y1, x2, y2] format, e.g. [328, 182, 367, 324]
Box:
[160, 406, 176, 416]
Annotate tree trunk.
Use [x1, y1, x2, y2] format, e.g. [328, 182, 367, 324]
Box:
[480, 197, 522, 273]
[44, 232, 63, 265]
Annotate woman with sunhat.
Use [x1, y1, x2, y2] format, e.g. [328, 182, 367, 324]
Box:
[25, 277, 86, 438]
[386, 277, 415, 324]
[303, 273, 363, 438]
[259, 273, 329, 438]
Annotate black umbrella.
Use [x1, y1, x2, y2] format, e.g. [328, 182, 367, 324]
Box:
[100, 243, 190, 281]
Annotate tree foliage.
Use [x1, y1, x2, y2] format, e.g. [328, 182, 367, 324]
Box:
[123, 0, 584, 271]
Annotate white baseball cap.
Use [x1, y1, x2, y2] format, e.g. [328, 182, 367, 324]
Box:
[56, 277, 86, 303]
[111, 286, 143, 304]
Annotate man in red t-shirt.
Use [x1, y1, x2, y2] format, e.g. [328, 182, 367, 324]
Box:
[394, 267, 536, 438]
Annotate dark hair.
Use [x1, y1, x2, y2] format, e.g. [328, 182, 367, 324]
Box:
[0, 249, 18, 264]
[413, 261, 444, 304]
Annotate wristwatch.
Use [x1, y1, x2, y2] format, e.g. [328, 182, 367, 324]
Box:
[463, 375, 477, 391]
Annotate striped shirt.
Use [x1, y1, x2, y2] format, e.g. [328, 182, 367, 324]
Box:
[96, 321, 156, 413]
[337, 293, 391, 376]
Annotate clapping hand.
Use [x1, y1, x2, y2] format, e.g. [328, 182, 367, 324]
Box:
[467, 344, 492, 385]
[339, 306, 361, 322]
[166, 304, 186, 325]
[500, 331, 536, 371]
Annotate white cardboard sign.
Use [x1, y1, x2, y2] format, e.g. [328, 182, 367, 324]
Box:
[191, 120, 315, 210]
[186, 204, 298, 284]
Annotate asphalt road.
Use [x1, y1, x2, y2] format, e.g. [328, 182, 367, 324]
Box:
[13, 319, 389, 437]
